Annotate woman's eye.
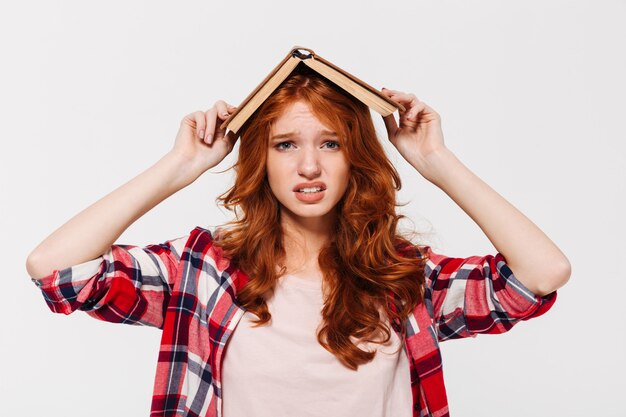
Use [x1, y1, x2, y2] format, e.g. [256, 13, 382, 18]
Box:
[275, 142, 293, 150]
[324, 141, 340, 149]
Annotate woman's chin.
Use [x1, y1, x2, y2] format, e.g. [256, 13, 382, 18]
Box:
[280, 202, 337, 220]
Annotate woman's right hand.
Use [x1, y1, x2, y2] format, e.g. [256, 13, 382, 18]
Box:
[26, 100, 240, 279]
[169, 100, 239, 183]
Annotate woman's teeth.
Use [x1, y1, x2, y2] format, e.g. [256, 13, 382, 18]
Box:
[298, 187, 323, 193]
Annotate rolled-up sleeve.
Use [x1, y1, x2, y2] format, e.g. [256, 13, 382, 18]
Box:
[421, 246, 557, 342]
[31, 233, 190, 329]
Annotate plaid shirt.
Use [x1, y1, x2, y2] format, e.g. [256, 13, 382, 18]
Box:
[31, 225, 557, 417]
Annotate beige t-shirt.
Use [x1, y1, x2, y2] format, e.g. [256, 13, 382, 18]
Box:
[222, 273, 413, 417]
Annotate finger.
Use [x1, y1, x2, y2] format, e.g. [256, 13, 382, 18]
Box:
[404, 101, 426, 121]
[404, 93, 419, 111]
[381, 87, 398, 94]
[381, 87, 397, 102]
[399, 105, 424, 132]
[382, 114, 398, 144]
[408, 100, 441, 124]
[215, 100, 238, 118]
[381, 87, 408, 99]
[422, 102, 441, 121]
[212, 104, 228, 145]
[192, 111, 207, 141]
[214, 100, 231, 120]
[204, 107, 218, 144]
[211, 101, 238, 144]
[214, 118, 227, 143]
[383, 89, 419, 116]
[391, 92, 419, 113]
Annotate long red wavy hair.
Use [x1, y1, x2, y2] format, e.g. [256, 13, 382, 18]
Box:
[213, 63, 429, 370]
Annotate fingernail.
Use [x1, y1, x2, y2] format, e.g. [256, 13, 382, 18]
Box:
[222, 112, 229, 118]
[198, 129, 205, 139]
[207, 133, 213, 144]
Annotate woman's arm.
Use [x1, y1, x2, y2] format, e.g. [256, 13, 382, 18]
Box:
[418, 148, 570, 296]
[26, 152, 190, 279]
[380, 88, 571, 296]
[26, 100, 239, 279]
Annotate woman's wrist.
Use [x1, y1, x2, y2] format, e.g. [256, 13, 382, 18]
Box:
[158, 151, 200, 192]
[411, 147, 461, 186]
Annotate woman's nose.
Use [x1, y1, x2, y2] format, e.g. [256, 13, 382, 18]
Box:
[297, 149, 322, 177]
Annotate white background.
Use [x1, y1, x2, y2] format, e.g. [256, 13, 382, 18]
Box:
[1, 1, 624, 416]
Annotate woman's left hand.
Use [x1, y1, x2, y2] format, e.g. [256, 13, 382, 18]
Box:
[380, 88, 448, 179]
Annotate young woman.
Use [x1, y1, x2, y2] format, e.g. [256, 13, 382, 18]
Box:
[27, 64, 570, 417]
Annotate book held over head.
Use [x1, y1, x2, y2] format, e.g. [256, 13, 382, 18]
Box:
[220, 46, 405, 135]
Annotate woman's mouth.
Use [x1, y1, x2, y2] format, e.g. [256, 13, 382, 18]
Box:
[294, 187, 326, 202]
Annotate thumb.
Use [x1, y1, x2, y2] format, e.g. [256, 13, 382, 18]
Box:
[382, 114, 398, 143]
[224, 130, 239, 151]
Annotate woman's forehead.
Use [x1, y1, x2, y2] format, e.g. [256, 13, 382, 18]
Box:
[272, 101, 337, 134]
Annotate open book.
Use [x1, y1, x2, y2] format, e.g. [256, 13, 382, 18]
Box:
[220, 46, 405, 135]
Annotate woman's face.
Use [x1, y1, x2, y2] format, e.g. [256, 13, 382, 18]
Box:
[266, 100, 350, 225]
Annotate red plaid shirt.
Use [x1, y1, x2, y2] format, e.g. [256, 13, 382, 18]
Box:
[31, 225, 557, 417]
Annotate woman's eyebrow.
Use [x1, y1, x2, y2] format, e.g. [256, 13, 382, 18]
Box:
[270, 130, 338, 140]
